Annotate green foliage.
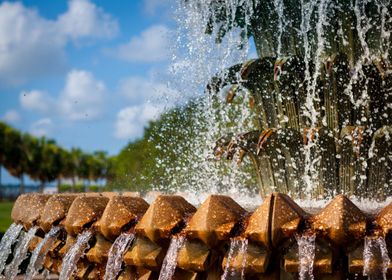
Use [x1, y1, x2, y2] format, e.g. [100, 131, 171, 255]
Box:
[0, 121, 109, 193]
[0, 201, 13, 233]
[58, 184, 85, 193]
[107, 100, 203, 191]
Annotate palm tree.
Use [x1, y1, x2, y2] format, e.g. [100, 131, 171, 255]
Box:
[93, 151, 108, 183]
[3, 126, 26, 194]
[70, 148, 83, 191]
[37, 139, 62, 192]
[0, 122, 9, 188]
[78, 152, 92, 192]
[81, 151, 108, 191]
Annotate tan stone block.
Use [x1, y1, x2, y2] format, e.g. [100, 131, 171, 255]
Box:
[124, 236, 165, 270]
[312, 195, 366, 246]
[99, 194, 149, 241]
[185, 195, 246, 247]
[39, 194, 78, 233]
[177, 239, 211, 272]
[63, 194, 109, 236]
[135, 195, 196, 244]
[11, 193, 51, 230]
[86, 234, 112, 264]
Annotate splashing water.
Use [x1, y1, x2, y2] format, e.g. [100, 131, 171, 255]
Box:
[363, 236, 390, 280]
[59, 230, 93, 280]
[158, 235, 186, 280]
[104, 232, 135, 280]
[40, 269, 50, 280]
[4, 226, 38, 280]
[297, 234, 316, 280]
[25, 226, 61, 280]
[0, 223, 23, 275]
[161, 0, 392, 200]
[153, 0, 256, 195]
[221, 238, 248, 280]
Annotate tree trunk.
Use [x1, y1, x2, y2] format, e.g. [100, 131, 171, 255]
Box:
[57, 178, 61, 193]
[84, 180, 89, 193]
[71, 176, 76, 192]
[19, 174, 25, 194]
[39, 181, 45, 193]
[0, 165, 2, 187]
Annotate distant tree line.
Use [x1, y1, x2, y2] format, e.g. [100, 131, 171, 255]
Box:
[107, 100, 202, 191]
[107, 98, 257, 193]
[1, 98, 258, 194]
[0, 122, 109, 194]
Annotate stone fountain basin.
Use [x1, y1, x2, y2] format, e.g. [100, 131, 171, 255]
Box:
[6, 192, 392, 279]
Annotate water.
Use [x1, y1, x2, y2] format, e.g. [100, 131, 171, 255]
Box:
[166, 0, 392, 199]
[4, 226, 38, 280]
[40, 269, 50, 280]
[363, 236, 390, 280]
[153, 0, 255, 194]
[0, 223, 24, 274]
[297, 234, 316, 280]
[302, 0, 330, 196]
[25, 226, 61, 280]
[59, 230, 93, 280]
[158, 235, 186, 280]
[104, 232, 135, 280]
[221, 238, 248, 280]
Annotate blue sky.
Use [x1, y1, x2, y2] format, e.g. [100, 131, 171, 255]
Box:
[0, 0, 177, 150]
[0, 0, 180, 183]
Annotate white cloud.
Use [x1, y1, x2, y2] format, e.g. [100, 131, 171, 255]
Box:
[59, 70, 106, 121]
[0, 0, 118, 87]
[143, 0, 173, 16]
[119, 76, 179, 103]
[114, 76, 180, 139]
[20, 90, 54, 114]
[57, 0, 118, 40]
[2, 110, 21, 123]
[30, 118, 53, 137]
[0, 2, 65, 86]
[112, 25, 172, 62]
[115, 104, 162, 139]
[19, 69, 106, 121]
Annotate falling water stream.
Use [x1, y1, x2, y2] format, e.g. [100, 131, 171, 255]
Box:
[4, 226, 38, 280]
[25, 226, 61, 280]
[221, 238, 249, 280]
[0, 223, 23, 275]
[363, 236, 390, 280]
[158, 235, 186, 280]
[40, 269, 50, 280]
[167, 0, 392, 201]
[297, 234, 316, 280]
[59, 230, 93, 280]
[104, 232, 135, 280]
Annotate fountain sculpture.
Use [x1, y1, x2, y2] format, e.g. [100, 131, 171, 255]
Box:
[1, 0, 391, 279]
[1, 192, 392, 279]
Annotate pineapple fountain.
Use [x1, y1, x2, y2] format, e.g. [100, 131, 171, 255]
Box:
[1, 0, 392, 279]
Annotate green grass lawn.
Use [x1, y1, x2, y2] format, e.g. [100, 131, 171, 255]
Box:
[0, 201, 14, 233]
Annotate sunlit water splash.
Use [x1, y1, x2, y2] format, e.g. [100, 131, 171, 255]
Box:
[4, 226, 38, 280]
[25, 226, 61, 280]
[162, 0, 392, 199]
[158, 235, 186, 280]
[154, 0, 256, 194]
[104, 232, 135, 280]
[297, 234, 316, 280]
[59, 230, 93, 280]
[0, 223, 23, 275]
[40, 269, 50, 280]
[363, 236, 390, 280]
[221, 238, 248, 280]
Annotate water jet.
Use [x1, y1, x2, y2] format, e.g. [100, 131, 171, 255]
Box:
[1, 0, 392, 279]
